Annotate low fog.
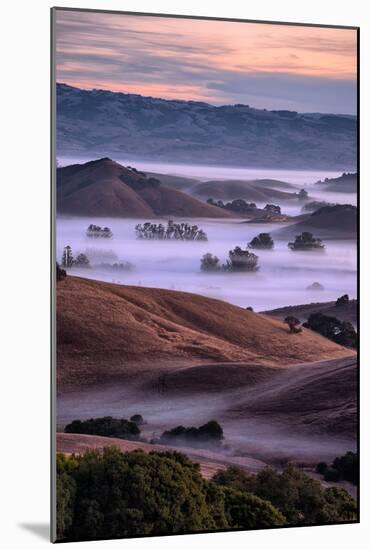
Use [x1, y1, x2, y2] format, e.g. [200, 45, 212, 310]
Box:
[59, 156, 342, 185]
[57, 215, 356, 312]
[57, 374, 355, 465]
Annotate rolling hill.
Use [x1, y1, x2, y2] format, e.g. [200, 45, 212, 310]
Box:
[57, 276, 354, 391]
[56, 83, 357, 170]
[275, 204, 357, 239]
[189, 179, 299, 202]
[57, 158, 236, 218]
[315, 172, 357, 193]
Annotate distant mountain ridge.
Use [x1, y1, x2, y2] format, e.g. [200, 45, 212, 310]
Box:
[56, 83, 357, 170]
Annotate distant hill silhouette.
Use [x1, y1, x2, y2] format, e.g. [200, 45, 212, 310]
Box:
[190, 179, 298, 202]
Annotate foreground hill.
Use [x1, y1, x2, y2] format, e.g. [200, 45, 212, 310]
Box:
[190, 179, 298, 202]
[57, 158, 235, 218]
[57, 83, 357, 170]
[57, 276, 354, 391]
[275, 204, 357, 239]
[263, 299, 357, 326]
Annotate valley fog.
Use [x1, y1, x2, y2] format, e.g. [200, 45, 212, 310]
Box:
[57, 216, 356, 312]
[59, 156, 342, 185]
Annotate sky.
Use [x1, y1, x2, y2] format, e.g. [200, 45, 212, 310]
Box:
[55, 10, 357, 114]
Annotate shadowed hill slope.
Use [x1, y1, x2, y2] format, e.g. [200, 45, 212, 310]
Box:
[57, 276, 354, 390]
[190, 179, 298, 202]
[57, 158, 236, 218]
[275, 204, 357, 239]
[263, 299, 357, 326]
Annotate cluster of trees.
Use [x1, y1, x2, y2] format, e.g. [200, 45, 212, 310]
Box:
[207, 197, 258, 214]
[64, 416, 141, 441]
[96, 261, 133, 272]
[248, 233, 274, 249]
[212, 464, 356, 526]
[303, 312, 357, 349]
[61, 246, 90, 269]
[86, 224, 113, 238]
[201, 247, 259, 273]
[283, 296, 357, 347]
[56, 448, 285, 541]
[123, 167, 161, 189]
[156, 420, 224, 449]
[136, 220, 208, 241]
[206, 198, 285, 219]
[288, 232, 325, 251]
[316, 452, 357, 485]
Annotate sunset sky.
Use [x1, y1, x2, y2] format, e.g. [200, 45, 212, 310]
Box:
[55, 10, 357, 114]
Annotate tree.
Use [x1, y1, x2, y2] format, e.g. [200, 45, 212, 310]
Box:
[130, 414, 144, 425]
[336, 294, 350, 307]
[298, 189, 309, 201]
[248, 233, 274, 250]
[303, 313, 357, 349]
[56, 262, 67, 282]
[224, 247, 259, 272]
[86, 224, 113, 238]
[74, 253, 90, 268]
[61, 245, 74, 268]
[284, 316, 302, 333]
[158, 420, 224, 448]
[200, 253, 220, 272]
[288, 232, 324, 251]
[332, 452, 358, 485]
[323, 487, 357, 521]
[222, 486, 285, 529]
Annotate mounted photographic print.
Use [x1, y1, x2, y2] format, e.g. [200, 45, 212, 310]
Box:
[51, 7, 359, 543]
